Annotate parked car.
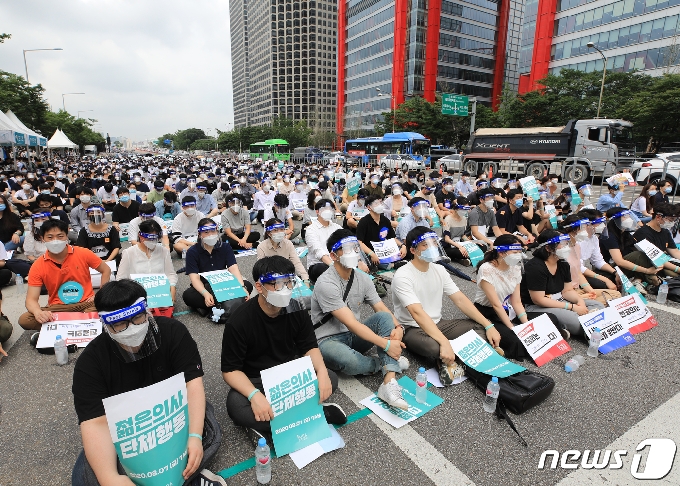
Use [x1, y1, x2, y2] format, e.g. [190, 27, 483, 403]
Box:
[634, 152, 680, 191]
[379, 154, 425, 171]
[438, 154, 463, 172]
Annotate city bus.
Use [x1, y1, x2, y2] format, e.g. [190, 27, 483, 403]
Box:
[344, 132, 431, 167]
[249, 139, 291, 161]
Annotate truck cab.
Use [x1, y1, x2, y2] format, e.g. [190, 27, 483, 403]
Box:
[571, 119, 635, 170]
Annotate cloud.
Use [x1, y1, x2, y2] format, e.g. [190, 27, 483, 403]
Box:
[0, 0, 234, 140]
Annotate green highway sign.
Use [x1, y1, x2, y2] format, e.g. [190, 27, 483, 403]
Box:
[442, 94, 469, 116]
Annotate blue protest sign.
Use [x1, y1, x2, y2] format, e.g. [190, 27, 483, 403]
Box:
[450, 330, 526, 377]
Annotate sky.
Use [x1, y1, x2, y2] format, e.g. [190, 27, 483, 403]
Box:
[1, 0, 234, 141]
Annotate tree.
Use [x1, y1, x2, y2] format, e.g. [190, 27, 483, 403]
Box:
[0, 34, 10, 43]
[157, 133, 174, 148]
[172, 128, 206, 150]
[0, 70, 50, 135]
[190, 138, 218, 151]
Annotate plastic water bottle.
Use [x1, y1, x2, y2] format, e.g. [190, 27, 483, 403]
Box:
[657, 281, 668, 304]
[415, 367, 428, 404]
[483, 376, 500, 413]
[182, 248, 187, 260]
[587, 327, 602, 357]
[255, 437, 271, 484]
[54, 335, 68, 366]
[16, 275, 24, 292]
[565, 355, 585, 372]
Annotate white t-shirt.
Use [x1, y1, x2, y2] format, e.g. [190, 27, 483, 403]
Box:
[391, 261, 460, 327]
[473, 262, 522, 307]
[631, 195, 647, 214]
[171, 211, 206, 239]
[128, 216, 168, 242]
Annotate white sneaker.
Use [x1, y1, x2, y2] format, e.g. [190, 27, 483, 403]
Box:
[397, 355, 410, 372]
[377, 378, 408, 410]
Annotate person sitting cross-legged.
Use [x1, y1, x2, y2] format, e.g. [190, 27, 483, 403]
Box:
[311, 229, 410, 409]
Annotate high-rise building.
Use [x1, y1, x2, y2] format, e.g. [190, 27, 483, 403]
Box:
[229, 0, 338, 129]
[337, 0, 518, 135]
[518, 0, 680, 93]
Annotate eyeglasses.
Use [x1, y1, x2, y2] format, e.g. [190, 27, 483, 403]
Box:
[107, 312, 147, 334]
[263, 278, 296, 291]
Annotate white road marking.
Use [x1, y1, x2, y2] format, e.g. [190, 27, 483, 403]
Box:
[338, 375, 476, 486]
[647, 301, 680, 317]
[555, 392, 680, 485]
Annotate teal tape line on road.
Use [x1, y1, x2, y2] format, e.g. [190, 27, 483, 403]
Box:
[173, 310, 192, 316]
[216, 407, 373, 479]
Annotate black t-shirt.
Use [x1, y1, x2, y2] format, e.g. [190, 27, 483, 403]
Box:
[112, 201, 140, 223]
[599, 226, 636, 261]
[653, 192, 669, 206]
[435, 189, 456, 210]
[221, 297, 318, 378]
[72, 317, 203, 424]
[633, 224, 677, 253]
[495, 204, 523, 233]
[186, 240, 237, 274]
[401, 181, 419, 196]
[76, 224, 122, 260]
[356, 213, 396, 247]
[520, 258, 572, 306]
[50, 209, 70, 224]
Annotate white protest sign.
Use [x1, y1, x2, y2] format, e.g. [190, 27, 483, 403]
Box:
[90, 260, 117, 289]
[36, 313, 102, 348]
[371, 238, 401, 264]
[519, 176, 540, 200]
[289, 424, 345, 469]
[292, 199, 306, 210]
[579, 307, 636, 354]
[634, 239, 671, 267]
[512, 313, 571, 366]
[607, 293, 658, 334]
[606, 172, 635, 186]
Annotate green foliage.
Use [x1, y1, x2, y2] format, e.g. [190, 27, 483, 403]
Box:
[157, 133, 175, 147]
[0, 70, 50, 135]
[0, 33, 11, 43]
[172, 128, 206, 150]
[42, 110, 105, 147]
[190, 138, 218, 151]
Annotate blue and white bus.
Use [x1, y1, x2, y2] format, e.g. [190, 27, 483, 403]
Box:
[344, 132, 431, 167]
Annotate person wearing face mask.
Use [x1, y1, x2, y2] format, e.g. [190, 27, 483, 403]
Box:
[630, 183, 656, 222]
[0, 194, 25, 252]
[71, 279, 217, 485]
[172, 197, 206, 257]
[343, 188, 370, 232]
[401, 171, 419, 196]
[257, 219, 309, 284]
[540, 174, 560, 202]
[473, 234, 559, 360]
[12, 177, 38, 217]
[596, 183, 624, 212]
[222, 195, 260, 250]
[264, 194, 299, 242]
[384, 183, 409, 223]
[20, 219, 112, 332]
[396, 197, 433, 242]
[519, 230, 604, 339]
[117, 220, 178, 315]
[576, 209, 620, 290]
[76, 205, 122, 266]
[311, 230, 410, 409]
[126, 182, 143, 204]
[96, 181, 118, 211]
[653, 179, 673, 206]
[183, 219, 252, 318]
[356, 195, 408, 268]
[440, 198, 484, 266]
[289, 179, 308, 220]
[365, 173, 384, 199]
[24, 212, 50, 262]
[454, 171, 473, 197]
[222, 255, 346, 444]
[628, 203, 680, 282]
[469, 189, 503, 249]
[391, 227, 503, 385]
[145, 179, 166, 205]
[154, 190, 181, 221]
[111, 187, 140, 232]
[435, 177, 457, 221]
[211, 181, 230, 205]
[252, 179, 277, 225]
[305, 199, 343, 284]
[191, 183, 218, 217]
[278, 174, 295, 195]
[495, 189, 535, 243]
[127, 203, 171, 250]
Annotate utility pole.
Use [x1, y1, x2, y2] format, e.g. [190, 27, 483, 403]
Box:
[469, 97, 477, 140]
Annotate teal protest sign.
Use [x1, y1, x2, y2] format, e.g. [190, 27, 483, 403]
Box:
[119, 223, 130, 242]
[261, 357, 331, 457]
[428, 207, 441, 228]
[199, 270, 248, 302]
[544, 204, 558, 229]
[519, 176, 540, 201]
[635, 239, 671, 267]
[616, 266, 648, 304]
[359, 376, 444, 428]
[346, 177, 361, 197]
[131, 274, 173, 308]
[568, 181, 582, 206]
[450, 330, 526, 377]
[460, 241, 484, 267]
[294, 276, 313, 297]
[103, 373, 189, 486]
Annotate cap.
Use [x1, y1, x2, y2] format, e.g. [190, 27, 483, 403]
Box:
[258, 438, 267, 447]
[418, 367, 425, 373]
[491, 377, 498, 383]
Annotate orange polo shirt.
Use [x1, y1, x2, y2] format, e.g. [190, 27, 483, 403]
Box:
[27, 245, 103, 306]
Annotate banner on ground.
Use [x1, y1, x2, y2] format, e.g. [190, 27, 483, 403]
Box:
[359, 376, 444, 428]
[519, 176, 540, 200]
[615, 266, 648, 304]
[36, 313, 101, 348]
[460, 241, 485, 267]
[634, 239, 672, 267]
[103, 373, 189, 486]
[544, 204, 558, 229]
[607, 293, 658, 334]
[579, 307, 636, 354]
[450, 330, 526, 377]
[371, 238, 401, 264]
[261, 356, 330, 457]
[199, 269, 248, 302]
[131, 274, 173, 309]
[512, 313, 571, 366]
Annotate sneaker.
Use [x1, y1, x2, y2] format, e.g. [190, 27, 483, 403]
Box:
[633, 281, 648, 295]
[397, 355, 410, 372]
[460, 258, 472, 267]
[30, 331, 40, 347]
[188, 469, 228, 486]
[322, 403, 347, 425]
[244, 427, 272, 448]
[374, 281, 387, 298]
[195, 307, 209, 318]
[559, 328, 571, 340]
[437, 359, 464, 386]
[494, 346, 505, 357]
[377, 378, 408, 410]
[177, 266, 186, 274]
[291, 237, 301, 245]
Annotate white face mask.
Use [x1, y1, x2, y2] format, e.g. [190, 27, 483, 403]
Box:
[22, 184, 31, 191]
[484, 199, 495, 209]
[392, 188, 403, 196]
[594, 223, 606, 234]
[143, 240, 158, 251]
[314, 196, 322, 203]
[575, 230, 589, 242]
[203, 235, 219, 246]
[109, 319, 149, 348]
[339, 252, 360, 269]
[80, 195, 91, 204]
[46, 239, 67, 254]
[264, 287, 292, 308]
[620, 218, 635, 230]
[371, 204, 385, 215]
[184, 207, 196, 216]
[555, 246, 571, 260]
[271, 232, 285, 243]
[661, 221, 675, 230]
[418, 246, 440, 263]
[231, 203, 241, 213]
[504, 253, 523, 266]
[444, 184, 454, 192]
[320, 209, 334, 221]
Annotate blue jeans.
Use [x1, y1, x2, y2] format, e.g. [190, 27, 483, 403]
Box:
[3, 235, 24, 251]
[631, 210, 652, 223]
[318, 312, 401, 376]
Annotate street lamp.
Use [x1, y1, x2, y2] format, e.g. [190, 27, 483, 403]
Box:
[587, 42, 607, 119]
[62, 93, 85, 112]
[376, 87, 396, 133]
[23, 48, 62, 84]
[77, 110, 93, 119]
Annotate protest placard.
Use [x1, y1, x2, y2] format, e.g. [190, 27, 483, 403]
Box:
[119, 223, 130, 242]
[296, 247, 309, 258]
[90, 260, 117, 288]
[103, 373, 189, 486]
[359, 376, 444, 428]
[460, 241, 485, 267]
[512, 314, 571, 366]
[450, 330, 525, 377]
[261, 356, 330, 456]
[519, 176, 540, 200]
[346, 177, 361, 197]
[199, 269, 248, 302]
[568, 181, 582, 206]
[634, 239, 671, 267]
[36, 314, 102, 348]
[371, 238, 401, 264]
[428, 208, 441, 228]
[544, 204, 558, 229]
[131, 274, 173, 308]
[579, 307, 636, 354]
[615, 266, 648, 304]
[608, 293, 658, 334]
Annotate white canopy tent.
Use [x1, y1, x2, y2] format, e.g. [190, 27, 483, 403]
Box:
[0, 111, 31, 167]
[48, 129, 78, 149]
[5, 110, 47, 148]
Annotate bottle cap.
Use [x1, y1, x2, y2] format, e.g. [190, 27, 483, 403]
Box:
[56, 335, 62, 340]
[257, 437, 267, 447]
[491, 377, 498, 383]
[418, 367, 425, 373]
[594, 327, 600, 332]
[565, 364, 574, 372]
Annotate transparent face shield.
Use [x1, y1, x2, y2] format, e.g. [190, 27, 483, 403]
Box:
[491, 178, 504, 189]
[140, 212, 155, 222]
[496, 244, 525, 273]
[563, 219, 591, 243]
[411, 231, 450, 263]
[86, 206, 105, 224]
[412, 200, 430, 219]
[317, 202, 335, 221]
[99, 298, 160, 363]
[588, 216, 607, 237]
[507, 179, 518, 190]
[612, 209, 640, 232]
[369, 200, 387, 215]
[330, 236, 369, 270]
[265, 222, 286, 243]
[536, 234, 571, 260]
[258, 272, 308, 313]
[580, 184, 593, 197]
[476, 181, 489, 190]
[198, 223, 220, 248]
[454, 203, 471, 219]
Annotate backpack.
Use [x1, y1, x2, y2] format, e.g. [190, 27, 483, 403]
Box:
[664, 276, 680, 302]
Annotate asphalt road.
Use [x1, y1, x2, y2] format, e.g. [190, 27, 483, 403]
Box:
[1, 220, 679, 486]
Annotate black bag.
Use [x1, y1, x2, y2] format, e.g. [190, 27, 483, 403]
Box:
[664, 276, 680, 302]
[314, 269, 354, 329]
